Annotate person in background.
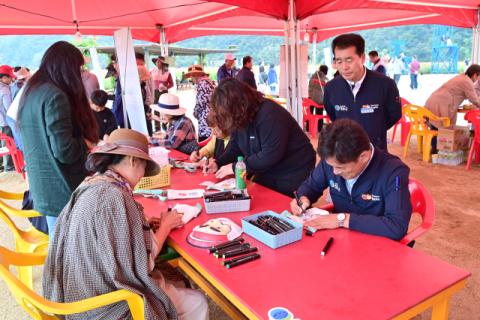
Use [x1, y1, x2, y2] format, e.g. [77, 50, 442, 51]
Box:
[43, 129, 209, 320]
[18, 41, 99, 235]
[465, 58, 470, 67]
[217, 53, 236, 83]
[190, 112, 230, 162]
[267, 63, 278, 92]
[81, 54, 100, 100]
[409, 55, 421, 90]
[258, 65, 268, 93]
[426, 64, 480, 153]
[150, 56, 173, 132]
[333, 70, 340, 78]
[90, 89, 117, 142]
[135, 52, 145, 66]
[183, 64, 214, 142]
[235, 56, 257, 90]
[368, 51, 386, 75]
[232, 59, 240, 77]
[109, 54, 126, 128]
[441, 35, 446, 46]
[308, 65, 329, 130]
[447, 37, 452, 46]
[323, 33, 401, 151]
[148, 93, 197, 151]
[204, 78, 316, 197]
[291, 119, 412, 242]
[138, 65, 154, 136]
[11, 67, 31, 100]
[0, 65, 16, 172]
[393, 55, 407, 85]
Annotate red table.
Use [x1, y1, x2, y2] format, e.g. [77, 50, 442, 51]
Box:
[137, 150, 471, 320]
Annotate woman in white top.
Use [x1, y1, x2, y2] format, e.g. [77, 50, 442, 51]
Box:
[150, 56, 174, 131]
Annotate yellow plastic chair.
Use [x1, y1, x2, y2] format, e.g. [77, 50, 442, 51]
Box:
[0, 189, 49, 290]
[0, 246, 145, 319]
[265, 94, 287, 106]
[403, 105, 450, 162]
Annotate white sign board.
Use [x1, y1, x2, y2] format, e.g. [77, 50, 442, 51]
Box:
[279, 44, 309, 99]
[113, 28, 148, 134]
[89, 48, 105, 90]
[324, 48, 333, 77]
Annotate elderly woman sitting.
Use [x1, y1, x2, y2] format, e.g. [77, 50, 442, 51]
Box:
[42, 129, 209, 320]
[149, 93, 198, 153]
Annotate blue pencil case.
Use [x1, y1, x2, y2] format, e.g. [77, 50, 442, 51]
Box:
[241, 211, 303, 249]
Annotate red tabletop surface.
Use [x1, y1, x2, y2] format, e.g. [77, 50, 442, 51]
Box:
[137, 150, 471, 320]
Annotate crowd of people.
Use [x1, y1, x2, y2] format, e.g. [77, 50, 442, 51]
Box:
[1, 32, 478, 319]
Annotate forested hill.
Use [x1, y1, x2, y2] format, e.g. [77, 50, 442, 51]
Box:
[0, 24, 472, 69]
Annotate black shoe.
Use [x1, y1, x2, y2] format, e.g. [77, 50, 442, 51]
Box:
[4, 166, 15, 172]
[0, 165, 4, 172]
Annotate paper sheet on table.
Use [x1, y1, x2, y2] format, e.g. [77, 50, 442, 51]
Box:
[168, 189, 205, 200]
[206, 178, 237, 191]
[287, 207, 330, 224]
[199, 181, 215, 187]
[173, 203, 202, 225]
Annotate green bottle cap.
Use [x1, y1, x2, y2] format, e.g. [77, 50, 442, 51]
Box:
[238, 157, 244, 161]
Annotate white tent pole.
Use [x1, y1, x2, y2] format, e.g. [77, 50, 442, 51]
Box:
[89, 48, 104, 90]
[289, 0, 297, 123]
[284, 20, 291, 113]
[473, 28, 477, 64]
[313, 29, 317, 75]
[295, 17, 303, 126]
[165, 41, 169, 57]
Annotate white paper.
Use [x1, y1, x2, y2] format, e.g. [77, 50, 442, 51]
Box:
[168, 189, 205, 200]
[207, 178, 237, 191]
[289, 207, 330, 224]
[199, 181, 215, 187]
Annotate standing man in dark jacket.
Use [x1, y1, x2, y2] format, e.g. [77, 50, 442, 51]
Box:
[324, 34, 401, 151]
[217, 53, 236, 83]
[235, 56, 257, 90]
[292, 119, 412, 241]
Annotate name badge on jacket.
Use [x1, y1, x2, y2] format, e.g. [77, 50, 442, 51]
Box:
[361, 104, 379, 114]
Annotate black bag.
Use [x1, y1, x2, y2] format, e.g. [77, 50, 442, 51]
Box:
[177, 140, 199, 155]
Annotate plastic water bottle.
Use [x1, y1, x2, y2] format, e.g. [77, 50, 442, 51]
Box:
[438, 151, 444, 165]
[235, 157, 247, 190]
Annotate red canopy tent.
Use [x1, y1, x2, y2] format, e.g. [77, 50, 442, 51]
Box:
[0, 0, 477, 120]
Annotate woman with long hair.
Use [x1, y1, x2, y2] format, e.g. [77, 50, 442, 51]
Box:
[204, 78, 316, 197]
[17, 41, 99, 234]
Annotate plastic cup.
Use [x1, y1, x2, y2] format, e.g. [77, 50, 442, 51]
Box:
[432, 154, 438, 164]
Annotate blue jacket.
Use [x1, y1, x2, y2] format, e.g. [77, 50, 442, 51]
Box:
[112, 79, 124, 127]
[217, 64, 234, 83]
[268, 68, 278, 85]
[235, 66, 257, 90]
[297, 146, 412, 241]
[323, 69, 401, 151]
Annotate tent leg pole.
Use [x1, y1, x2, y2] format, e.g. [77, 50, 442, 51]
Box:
[284, 20, 291, 113]
[295, 17, 303, 127]
[289, 0, 297, 123]
[313, 29, 317, 74]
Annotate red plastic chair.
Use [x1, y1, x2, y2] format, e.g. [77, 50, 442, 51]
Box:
[391, 97, 411, 146]
[464, 110, 480, 170]
[302, 98, 330, 137]
[198, 135, 213, 147]
[319, 177, 434, 245]
[0, 134, 25, 179]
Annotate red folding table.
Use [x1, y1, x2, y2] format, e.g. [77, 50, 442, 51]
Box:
[137, 150, 470, 320]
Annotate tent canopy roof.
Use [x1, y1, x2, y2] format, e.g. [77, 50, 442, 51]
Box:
[0, 0, 476, 44]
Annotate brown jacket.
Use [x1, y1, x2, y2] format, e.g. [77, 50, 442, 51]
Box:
[424, 74, 480, 128]
[308, 71, 328, 106]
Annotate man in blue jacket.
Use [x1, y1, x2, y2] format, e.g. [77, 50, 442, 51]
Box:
[324, 34, 401, 151]
[235, 56, 257, 90]
[217, 53, 236, 83]
[291, 119, 412, 241]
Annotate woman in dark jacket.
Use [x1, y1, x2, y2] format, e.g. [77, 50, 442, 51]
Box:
[204, 78, 316, 197]
[18, 41, 99, 235]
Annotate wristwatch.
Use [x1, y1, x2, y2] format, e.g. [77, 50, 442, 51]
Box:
[337, 213, 346, 227]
